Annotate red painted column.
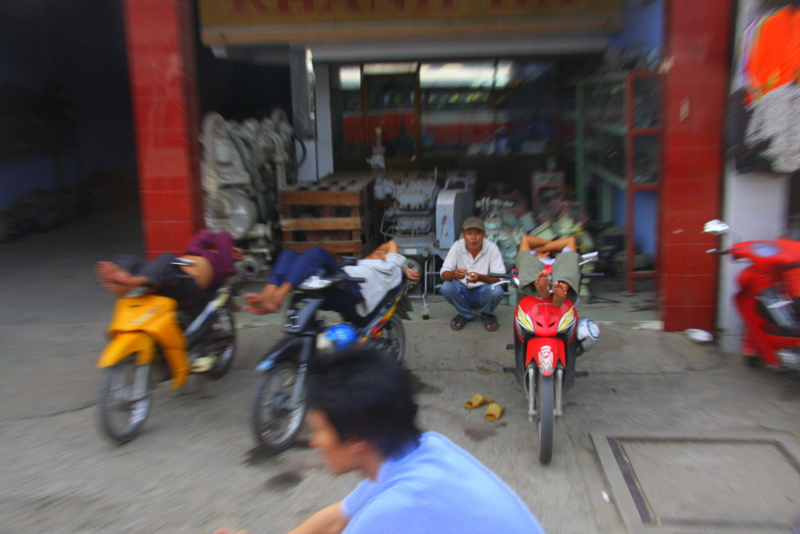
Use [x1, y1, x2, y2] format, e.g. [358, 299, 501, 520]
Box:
[123, 0, 203, 258]
[659, 0, 732, 331]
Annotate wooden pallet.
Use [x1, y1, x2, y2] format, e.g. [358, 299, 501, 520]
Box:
[279, 173, 377, 257]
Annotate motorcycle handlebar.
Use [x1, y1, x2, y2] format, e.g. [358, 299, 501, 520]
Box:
[298, 272, 365, 292]
[331, 272, 365, 284]
[489, 272, 510, 279]
[706, 248, 730, 255]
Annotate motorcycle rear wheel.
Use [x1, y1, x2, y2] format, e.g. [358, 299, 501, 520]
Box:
[382, 315, 406, 361]
[203, 304, 237, 380]
[98, 354, 153, 444]
[252, 359, 307, 454]
[536, 373, 554, 465]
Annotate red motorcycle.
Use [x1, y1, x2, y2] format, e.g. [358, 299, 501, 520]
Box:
[492, 252, 600, 464]
[705, 219, 800, 369]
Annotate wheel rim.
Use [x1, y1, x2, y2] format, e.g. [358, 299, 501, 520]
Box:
[383, 317, 405, 361]
[209, 308, 235, 368]
[103, 358, 151, 437]
[404, 257, 422, 292]
[256, 363, 305, 446]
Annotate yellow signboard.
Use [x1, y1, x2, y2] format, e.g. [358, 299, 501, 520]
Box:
[199, 0, 622, 27]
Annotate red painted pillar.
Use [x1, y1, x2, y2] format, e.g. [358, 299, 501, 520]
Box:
[122, 0, 203, 258]
[659, 0, 732, 331]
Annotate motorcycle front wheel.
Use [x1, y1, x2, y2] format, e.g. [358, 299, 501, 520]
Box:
[98, 354, 153, 444]
[252, 359, 307, 454]
[381, 315, 406, 361]
[536, 373, 554, 465]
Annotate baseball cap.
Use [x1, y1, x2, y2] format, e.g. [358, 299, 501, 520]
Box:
[462, 217, 485, 232]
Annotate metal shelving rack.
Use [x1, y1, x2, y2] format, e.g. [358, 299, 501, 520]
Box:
[571, 70, 663, 293]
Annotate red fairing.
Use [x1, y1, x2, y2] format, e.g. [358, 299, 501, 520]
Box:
[515, 295, 572, 376]
[515, 295, 575, 338]
[726, 238, 800, 365]
[730, 239, 800, 299]
[525, 337, 565, 377]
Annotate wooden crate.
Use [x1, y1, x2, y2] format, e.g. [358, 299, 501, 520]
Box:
[279, 173, 377, 257]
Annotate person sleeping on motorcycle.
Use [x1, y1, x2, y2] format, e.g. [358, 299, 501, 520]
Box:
[243, 240, 420, 317]
[516, 235, 581, 308]
[95, 229, 242, 306]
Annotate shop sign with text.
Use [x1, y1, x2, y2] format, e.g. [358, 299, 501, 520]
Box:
[200, 0, 622, 27]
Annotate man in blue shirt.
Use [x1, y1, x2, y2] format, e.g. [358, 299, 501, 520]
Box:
[216, 346, 545, 534]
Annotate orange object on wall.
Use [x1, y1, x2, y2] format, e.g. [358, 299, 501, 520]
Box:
[745, 7, 800, 101]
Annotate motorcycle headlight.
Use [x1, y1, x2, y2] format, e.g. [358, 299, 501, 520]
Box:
[515, 309, 535, 334]
[557, 307, 576, 333]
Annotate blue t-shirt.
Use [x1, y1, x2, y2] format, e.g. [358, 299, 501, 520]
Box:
[341, 432, 545, 534]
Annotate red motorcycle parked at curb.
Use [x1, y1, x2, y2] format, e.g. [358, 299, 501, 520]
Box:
[705, 219, 800, 370]
[491, 251, 600, 464]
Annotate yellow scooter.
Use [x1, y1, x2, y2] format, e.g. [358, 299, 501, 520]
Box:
[97, 262, 236, 444]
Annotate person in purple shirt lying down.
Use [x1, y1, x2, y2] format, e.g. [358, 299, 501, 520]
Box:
[95, 229, 242, 305]
[213, 345, 546, 534]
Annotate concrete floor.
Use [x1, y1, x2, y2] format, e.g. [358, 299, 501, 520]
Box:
[2, 202, 799, 534]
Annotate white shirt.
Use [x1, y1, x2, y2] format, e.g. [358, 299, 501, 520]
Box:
[343, 253, 405, 316]
[440, 238, 506, 289]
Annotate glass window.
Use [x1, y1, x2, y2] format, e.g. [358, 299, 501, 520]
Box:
[364, 75, 417, 158]
[330, 60, 558, 162]
[339, 65, 361, 90]
[495, 61, 557, 155]
[332, 65, 364, 160]
[419, 61, 497, 156]
[419, 62, 498, 88]
[363, 63, 418, 75]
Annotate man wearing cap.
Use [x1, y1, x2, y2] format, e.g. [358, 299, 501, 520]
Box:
[440, 217, 506, 332]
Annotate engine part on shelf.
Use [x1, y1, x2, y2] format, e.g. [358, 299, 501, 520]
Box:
[435, 179, 474, 250]
[201, 109, 304, 279]
[381, 175, 439, 238]
[381, 173, 475, 245]
[378, 171, 475, 298]
[478, 198, 526, 268]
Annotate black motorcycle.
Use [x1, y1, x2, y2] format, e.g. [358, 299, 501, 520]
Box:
[251, 266, 412, 454]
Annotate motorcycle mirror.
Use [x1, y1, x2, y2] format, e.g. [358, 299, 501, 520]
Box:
[703, 219, 730, 235]
[580, 251, 599, 265]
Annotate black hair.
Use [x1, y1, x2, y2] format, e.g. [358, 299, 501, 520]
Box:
[307, 344, 421, 458]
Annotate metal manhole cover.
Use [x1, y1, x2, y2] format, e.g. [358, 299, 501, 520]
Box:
[594, 435, 800, 530]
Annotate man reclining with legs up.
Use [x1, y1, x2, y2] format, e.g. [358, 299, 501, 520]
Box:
[516, 235, 580, 308]
[243, 240, 420, 318]
[95, 229, 242, 305]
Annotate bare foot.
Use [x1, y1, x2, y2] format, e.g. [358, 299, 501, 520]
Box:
[242, 293, 281, 315]
[95, 262, 131, 296]
[552, 281, 570, 308]
[95, 262, 148, 296]
[95, 261, 122, 282]
[534, 270, 550, 299]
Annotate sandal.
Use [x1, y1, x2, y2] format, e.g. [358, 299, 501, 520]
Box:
[450, 314, 471, 331]
[481, 313, 499, 332]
